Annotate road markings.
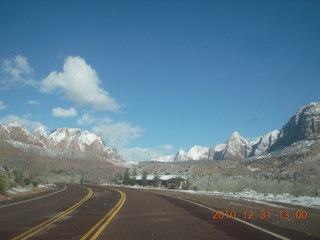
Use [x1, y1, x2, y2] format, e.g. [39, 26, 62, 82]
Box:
[159, 193, 290, 240]
[81, 188, 126, 240]
[0, 184, 67, 209]
[11, 186, 93, 240]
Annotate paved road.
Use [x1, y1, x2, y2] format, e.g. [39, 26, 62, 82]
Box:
[99, 187, 283, 240]
[0, 184, 121, 240]
[1, 184, 312, 240]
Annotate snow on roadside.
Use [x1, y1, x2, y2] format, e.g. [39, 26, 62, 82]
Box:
[103, 184, 320, 210]
[6, 184, 56, 195]
[184, 189, 320, 210]
[6, 186, 31, 195]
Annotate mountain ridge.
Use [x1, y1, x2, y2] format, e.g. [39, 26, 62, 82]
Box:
[156, 102, 320, 163]
[0, 122, 126, 167]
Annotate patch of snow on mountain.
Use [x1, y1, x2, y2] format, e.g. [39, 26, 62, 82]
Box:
[77, 131, 101, 146]
[8, 121, 24, 128]
[214, 143, 226, 152]
[247, 165, 260, 171]
[186, 145, 209, 160]
[49, 128, 79, 143]
[174, 149, 187, 161]
[33, 126, 47, 137]
[250, 130, 279, 156]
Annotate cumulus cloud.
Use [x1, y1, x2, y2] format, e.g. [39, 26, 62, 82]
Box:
[0, 114, 43, 131]
[52, 107, 77, 117]
[40, 56, 120, 111]
[0, 101, 7, 110]
[77, 113, 95, 126]
[28, 100, 39, 105]
[119, 145, 175, 162]
[1, 55, 35, 89]
[92, 121, 143, 148]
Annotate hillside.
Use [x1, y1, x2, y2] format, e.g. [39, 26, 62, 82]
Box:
[132, 102, 320, 196]
[0, 122, 129, 183]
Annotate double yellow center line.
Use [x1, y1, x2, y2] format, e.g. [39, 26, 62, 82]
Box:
[11, 186, 126, 240]
[12, 186, 93, 240]
[81, 188, 126, 240]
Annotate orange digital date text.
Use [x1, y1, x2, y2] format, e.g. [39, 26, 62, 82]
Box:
[212, 210, 308, 220]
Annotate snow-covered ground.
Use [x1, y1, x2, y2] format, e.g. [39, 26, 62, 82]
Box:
[5, 184, 56, 195]
[183, 189, 320, 210]
[117, 184, 320, 210]
[6, 186, 31, 195]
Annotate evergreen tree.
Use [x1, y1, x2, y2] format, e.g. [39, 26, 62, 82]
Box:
[152, 173, 161, 187]
[123, 169, 130, 185]
[142, 170, 148, 186]
[130, 169, 137, 186]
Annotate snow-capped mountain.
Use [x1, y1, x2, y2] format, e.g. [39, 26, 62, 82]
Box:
[172, 132, 250, 162]
[186, 146, 209, 160]
[46, 128, 111, 157]
[249, 130, 279, 157]
[6, 122, 43, 147]
[211, 143, 227, 160]
[174, 146, 210, 161]
[0, 122, 125, 165]
[174, 150, 187, 161]
[269, 102, 320, 151]
[219, 131, 252, 160]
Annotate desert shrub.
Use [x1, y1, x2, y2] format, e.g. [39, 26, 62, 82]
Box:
[192, 186, 198, 191]
[8, 181, 16, 188]
[32, 177, 41, 187]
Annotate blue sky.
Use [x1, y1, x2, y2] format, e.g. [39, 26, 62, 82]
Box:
[0, 0, 319, 161]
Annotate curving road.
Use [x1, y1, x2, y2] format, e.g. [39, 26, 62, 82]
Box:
[1, 184, 316, 240]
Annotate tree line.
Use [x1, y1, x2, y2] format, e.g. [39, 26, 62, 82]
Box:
[121, 169, 161, 187]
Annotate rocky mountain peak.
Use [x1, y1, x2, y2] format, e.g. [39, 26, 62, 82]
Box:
[270, 102, 320, 151]
[249, 130, 279, 157]
[214, 143, 226, 152]
[49, 128, 81, 144]
[0, 124, 10, 140]
[220, 131, 251, 160]
[6, 121, 43, 146]
[33, 125, 47, 137]
[174, 150, 187, 161]
[186, 145, 209, 160]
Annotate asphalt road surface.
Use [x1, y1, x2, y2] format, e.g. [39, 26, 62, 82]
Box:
[0, 184, 304, 240]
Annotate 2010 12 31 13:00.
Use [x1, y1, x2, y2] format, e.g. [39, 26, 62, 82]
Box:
[212, 210, 308, 220]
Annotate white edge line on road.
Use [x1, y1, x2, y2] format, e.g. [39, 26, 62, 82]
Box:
[160, 193, 291, 240]
[0, 184, 67, 208]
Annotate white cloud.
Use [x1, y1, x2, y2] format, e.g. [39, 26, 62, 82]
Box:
[159, 144, 174, 151]
[0, 101, 7, 110]
[119, 145, 175, 162]
[0, 114, 43, 131]
[28, 100, 39, 105]
[52, 107, 77, 117]
[77, 113, 95, 126]
[92, 121, 143, 148]
[40, 56, 120, 111]
[1, 55, 35, 88]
